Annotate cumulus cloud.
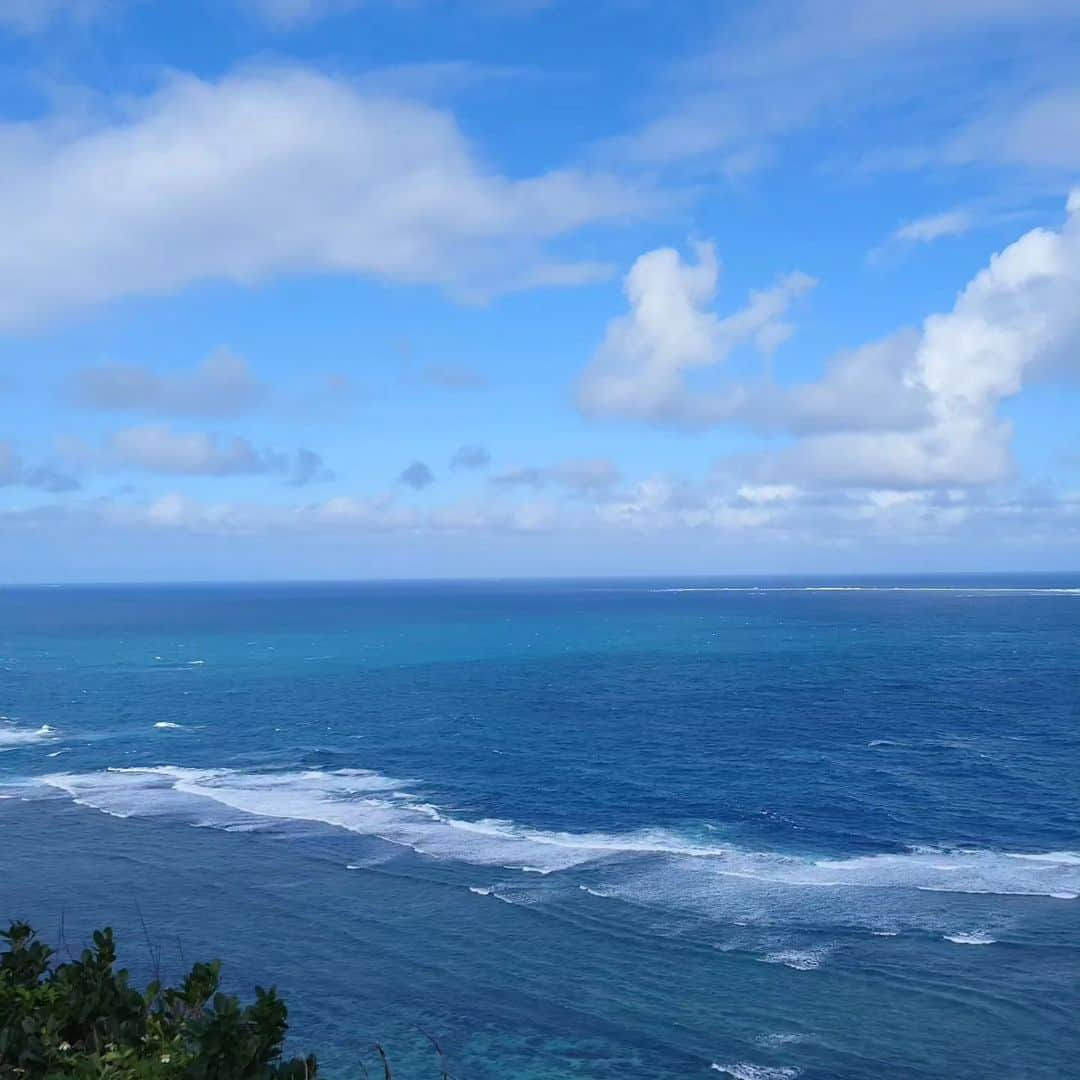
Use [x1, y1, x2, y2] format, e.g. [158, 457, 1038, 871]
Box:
[775, 332, 931, 434]
[0, 440, 80, 492]
[766, 192, 1080, 488]
[450, 444, 491, 469]
[398, 460, 435, 489]
[578, 194, 1080, 493]
[577, 241, 816, 425]
[69, 350, 264, 417]
[106, 426, 272, 476]
[0, 66, 642, 329]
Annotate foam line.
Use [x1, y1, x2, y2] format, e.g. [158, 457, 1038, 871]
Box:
[33, 767, 1080, 907]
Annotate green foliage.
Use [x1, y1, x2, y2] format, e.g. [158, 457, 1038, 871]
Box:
[0, 923, 317, 1079]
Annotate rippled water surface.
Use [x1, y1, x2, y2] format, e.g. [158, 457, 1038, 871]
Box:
[3, 577, 1079, 1078]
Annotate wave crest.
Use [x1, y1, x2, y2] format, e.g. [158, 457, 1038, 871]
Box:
[32, 766, 1080, 920]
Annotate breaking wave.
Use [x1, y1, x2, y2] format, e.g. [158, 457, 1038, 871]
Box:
[29, 765, 1080, 931]
[943, 932, 996, 945]
[711, 1065, 800, 1079]
[0, 722, 56, 749]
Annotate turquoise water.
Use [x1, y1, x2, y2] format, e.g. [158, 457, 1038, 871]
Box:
[2, 578, 1079, 1077]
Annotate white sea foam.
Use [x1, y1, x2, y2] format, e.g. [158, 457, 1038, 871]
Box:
[153, 722, 185, 730]
[943, 932, 996, 945]
[711, 1064, 801, 1079]
[760, 947, 831, 971]
[468, 886, 494, 896]
[0, 722, 56, 749]
[32, 767, 1080, 926]
[1005, 851, 1080, 865]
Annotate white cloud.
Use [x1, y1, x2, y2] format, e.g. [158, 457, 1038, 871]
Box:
[577, 241, 816, 425]
[778, 333, 930, 434]
[3, 475, 1079, 578]
[867, 209, 979, 266]
[62, 424, 330, 483]
[106, 426, 275, 476]
[767, 193, 1080, 488]
[69, 349, 264, 416]
[49, 489, 564, 538]
[0, 66, 642, 329]
[578, 194, 1080, 492]
[892, 210, 975, 245]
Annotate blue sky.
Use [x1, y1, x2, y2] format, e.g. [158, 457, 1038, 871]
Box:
[1, 0, 1079, 581]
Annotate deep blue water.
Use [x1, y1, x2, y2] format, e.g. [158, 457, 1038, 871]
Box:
[2, 577, 1079, 1078]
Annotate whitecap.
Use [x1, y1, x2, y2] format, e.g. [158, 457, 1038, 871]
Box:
[0, 722, 57, 749]
[153, 722, 184, 730]
[943, 932, 996, 945]
[468, 886, 494, 896]
[711, 1064, 800, 1079]
[759, 947, 830, 971]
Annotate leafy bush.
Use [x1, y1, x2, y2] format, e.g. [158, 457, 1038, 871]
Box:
[0, 922, 317, 1078]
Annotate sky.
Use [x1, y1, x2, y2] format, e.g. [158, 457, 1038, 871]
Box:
[1, 0, 1079, 582]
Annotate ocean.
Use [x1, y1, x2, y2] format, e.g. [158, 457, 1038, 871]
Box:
[2, 577, 1078, 1078]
